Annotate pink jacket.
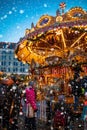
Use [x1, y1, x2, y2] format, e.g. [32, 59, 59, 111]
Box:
[26, 86, 37, 111]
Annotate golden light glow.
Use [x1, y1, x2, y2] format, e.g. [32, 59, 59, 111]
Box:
[71, 32, 86, 47]
[15, 7, 87, 66]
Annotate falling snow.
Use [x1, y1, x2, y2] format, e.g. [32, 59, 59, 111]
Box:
[44, 3, 47, 8]
[0, 34, 3, 38]
[19, 10, 24, 14]
[0, 0, 87, 43]
[8, 11, 12, 14]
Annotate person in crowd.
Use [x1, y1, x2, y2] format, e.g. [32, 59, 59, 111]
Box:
[45, 89, 55, 126]
[2, 76, 21, 130]
[18, 85, 26, 130]
[0, 83, 7, 130]
[53, 93, 73, 130]
[81, 92, 87, 130]
[70, 76, 82, 111]
[25, 80, 37, 130]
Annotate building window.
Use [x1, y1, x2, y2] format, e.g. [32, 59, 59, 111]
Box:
[1, 62, 3, 66]
[23, 68, 25, 72]
[2, 55, 6, 60]
[13, 62, 18, 66]
[8, 68, 11, 72]
[13, 68, 16, 72]
[1, 61, 6, 66]
[9, 56, 11, 60]
[13, 62, 15, 66]
[2, 51, 6, 54]
[13, 68, 18, 72]
[4, 61, 6, 66]
[9, 51, 13, 54]
[15, 68, 18, 71]
[20, 68, 25, 72]
[8, 62, 11, 65]
[1, 67, 6, 72]
[20, 62, 24, 66]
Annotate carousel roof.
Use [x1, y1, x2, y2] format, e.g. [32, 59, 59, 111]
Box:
[15, 7, 87, 67]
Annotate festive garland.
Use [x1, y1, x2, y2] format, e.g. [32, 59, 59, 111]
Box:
[36, 15, 54, 28]
[67, 7, 86, 20]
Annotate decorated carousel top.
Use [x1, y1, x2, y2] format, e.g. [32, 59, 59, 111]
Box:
[15, 6, 87, 67]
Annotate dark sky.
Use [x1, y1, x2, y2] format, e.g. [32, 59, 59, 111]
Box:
[0, 0, 87, 43]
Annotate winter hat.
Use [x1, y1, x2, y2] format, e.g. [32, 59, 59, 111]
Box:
[28, 80, 35, 86]
[58, 95, 65, 101]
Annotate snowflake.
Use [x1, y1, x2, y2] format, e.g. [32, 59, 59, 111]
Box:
[8, 11, 12, 14]
[31, 16, 34, 19]
[12, 7, 17, 12]
[0, 34, 3, 38]
[19, 10, 24, 14]
[1, 17, 4, 20]
[17, 26, 20, 29]
[44, 3, 47, 8]
[25, 15, 29, 18]
[3, 15, 7, 19]
[12, 7, 16, 10]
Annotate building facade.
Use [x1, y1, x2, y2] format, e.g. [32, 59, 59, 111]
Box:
[0, 42, 29, 74]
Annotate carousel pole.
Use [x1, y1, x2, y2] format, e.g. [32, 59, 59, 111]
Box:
[30, 59, 36, 80]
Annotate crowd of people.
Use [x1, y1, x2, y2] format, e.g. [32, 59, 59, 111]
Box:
[0, 77, 22, 130]
[0, 72, 87, 130]
[0, 77, 38, 130]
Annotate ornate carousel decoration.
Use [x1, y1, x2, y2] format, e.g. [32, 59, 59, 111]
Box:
[15, 6, 87, 72]
[14, 5, 87, 107]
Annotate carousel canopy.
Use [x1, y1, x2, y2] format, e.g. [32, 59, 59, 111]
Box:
[15, 7, 87, 67]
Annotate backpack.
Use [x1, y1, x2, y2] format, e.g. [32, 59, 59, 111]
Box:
[53, 110, 66, 127]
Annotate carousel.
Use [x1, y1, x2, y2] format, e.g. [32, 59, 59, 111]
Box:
[14, 5, 87, 119]
[15, 5, 87, 93]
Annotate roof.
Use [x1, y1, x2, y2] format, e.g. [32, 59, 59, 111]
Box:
[0, 42, 17, 49]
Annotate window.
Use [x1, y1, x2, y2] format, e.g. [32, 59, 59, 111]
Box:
[13, 68, 18, 72]
[20, 68, 25, 72]
[1, 61, 6, 66]
[8, 62, 11, 65]
[2, 55, 6, 60]
[8, 68, 11, 72]
[15, 68, 18, 71]
[4, 61, 6, 66]
[2, 51, 6, 54]
[13, 68, 16, 72]
[9, 56, 11, 60]
[20, 62, 24, 66]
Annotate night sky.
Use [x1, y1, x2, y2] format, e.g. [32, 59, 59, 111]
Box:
[0, 0, 87, 43]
